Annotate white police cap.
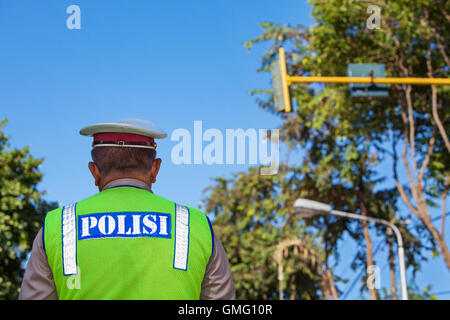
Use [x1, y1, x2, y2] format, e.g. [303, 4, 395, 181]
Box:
[80, 118, 167, 150]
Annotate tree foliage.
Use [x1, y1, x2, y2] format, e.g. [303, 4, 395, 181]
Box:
[204, 0, 449, 299]
[0, 119, 57, 299]
[203, 166, 332, 299]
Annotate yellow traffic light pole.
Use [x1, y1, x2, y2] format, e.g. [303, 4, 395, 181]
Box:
[276, 47, 450, 113]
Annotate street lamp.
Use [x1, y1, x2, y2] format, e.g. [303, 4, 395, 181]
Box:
[293, 198, 408, 300]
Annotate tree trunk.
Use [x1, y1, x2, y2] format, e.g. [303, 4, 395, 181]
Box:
[327, 269, 339, 300]
[420, 209, 450, 269]
[387, 233, 398, 300]
[361, 200, 377, 300]
[411, 188, 450, 269]
[320, 271, 332, 299]
[289, 274, 296, 300]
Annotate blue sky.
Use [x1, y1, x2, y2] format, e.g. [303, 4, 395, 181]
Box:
[1, 0, 449, 299]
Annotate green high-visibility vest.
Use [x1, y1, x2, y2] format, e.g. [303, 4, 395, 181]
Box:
[43, 186, 213, 300]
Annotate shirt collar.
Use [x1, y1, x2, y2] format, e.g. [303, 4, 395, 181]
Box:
[102, 178, 152, 192]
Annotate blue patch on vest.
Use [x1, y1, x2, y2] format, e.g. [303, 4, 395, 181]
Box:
[78, 212, 171, 240]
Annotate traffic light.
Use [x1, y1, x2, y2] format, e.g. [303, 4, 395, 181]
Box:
[269, 47, 449, 112]
[270, 48, 292, 112]
[346, 63, 388, 97]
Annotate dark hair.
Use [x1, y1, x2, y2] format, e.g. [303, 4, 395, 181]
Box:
[91, 147, 156, 176]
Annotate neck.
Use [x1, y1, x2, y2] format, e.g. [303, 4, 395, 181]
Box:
[100, 177, 152, 192]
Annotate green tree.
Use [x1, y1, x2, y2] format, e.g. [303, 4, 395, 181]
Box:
[246, 0, 449, 269]
[379, 283, 437, 300]
[0, 119, 57, 299]
[204, 0, 448, 299]
[203, 166, 337, 299]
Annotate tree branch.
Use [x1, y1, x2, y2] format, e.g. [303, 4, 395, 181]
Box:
[424, 7, 450, 69]
[439, 2, 450, 25]
[435, 33, 450, 68]
[393, 42, 421, 190]
[418, 128, 436, 185]
[392, 129, 419, 217]
[430, 85, 450, 154]
[400, 103, 420, 207]
[424, 40, 450, 154]
[405, 84, 420, 182]
[442, 177, 449, 238]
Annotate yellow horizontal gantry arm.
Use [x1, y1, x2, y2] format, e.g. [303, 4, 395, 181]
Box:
[286, 76, 450, 86]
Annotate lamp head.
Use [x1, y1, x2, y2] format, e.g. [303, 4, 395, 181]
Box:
[293, 198, 331, 218]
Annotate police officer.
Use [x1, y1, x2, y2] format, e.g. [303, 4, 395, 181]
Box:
[19, 119, 235, 300]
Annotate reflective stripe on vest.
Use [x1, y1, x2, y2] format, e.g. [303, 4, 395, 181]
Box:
[62, 203, 77, 275]
[173, 203, 190, 270]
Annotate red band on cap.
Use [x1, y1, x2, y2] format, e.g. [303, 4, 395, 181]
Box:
[93, 132, 154, 143]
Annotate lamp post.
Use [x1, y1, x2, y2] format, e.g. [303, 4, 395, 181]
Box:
[293, 198, 408, 300]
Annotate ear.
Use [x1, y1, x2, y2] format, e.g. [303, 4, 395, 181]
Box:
[88, 162, 102, 186]
[149, 158, 162, 184]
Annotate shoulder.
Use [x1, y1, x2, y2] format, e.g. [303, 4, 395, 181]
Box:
[43, 200, 80, 232]
[181, 203, 211, 223]
[171, 201, 212, 233]
[43, 206, 63, 226]
[44, 200, 80, 221]
[45, 206, 63, 217]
